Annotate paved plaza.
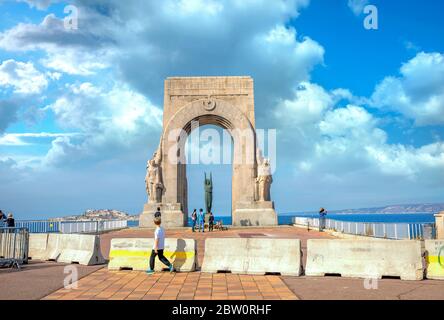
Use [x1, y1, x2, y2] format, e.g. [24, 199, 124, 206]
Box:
[43, 270, 298, 300]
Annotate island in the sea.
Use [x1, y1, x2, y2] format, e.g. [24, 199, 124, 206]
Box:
[50, 209, 139, 222]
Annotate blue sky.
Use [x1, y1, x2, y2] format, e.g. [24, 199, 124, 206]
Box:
[0, 0, 443, 219]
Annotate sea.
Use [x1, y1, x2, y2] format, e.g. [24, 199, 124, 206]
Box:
[127, 212, 436, 227]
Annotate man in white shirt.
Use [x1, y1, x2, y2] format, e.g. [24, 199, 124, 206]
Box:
[146, 217, 174, 274]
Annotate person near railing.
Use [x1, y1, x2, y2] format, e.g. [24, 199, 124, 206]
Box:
[6, 213, 15, 228]
[0, 210, 5, 227]
[319, 208, 327, 232]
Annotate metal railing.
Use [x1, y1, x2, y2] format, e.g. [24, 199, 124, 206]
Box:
[292, 217, 436, 240]
[59, 219, 128, 234]
[0, 227, 29, 269]
[14, 219, 128, 234]
[15, 220, 60, 233]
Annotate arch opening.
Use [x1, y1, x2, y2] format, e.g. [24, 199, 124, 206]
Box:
[184, 124, 234, 223]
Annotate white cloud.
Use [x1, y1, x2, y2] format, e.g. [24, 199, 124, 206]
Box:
[41, 50, 108, 76]
[0, 132, 81, 146]
[42, 82, 163, 166]
[273, 82, 444, 188]
[365, 142, 444, 180]
[18, 0, 55, 10]
[165, 0, 224, 16]
[275, 82, 334, 126]
[0, 14, 114, 75]
[0, 1, 321, 104]
[371, 52, 444, 126]
[319, 105, 380, 138]
[0, 59, 48, 94]
[347, 0, 369, 16]
[42, 135, 82, 167]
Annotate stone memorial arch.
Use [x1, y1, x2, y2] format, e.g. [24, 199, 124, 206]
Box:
[140, 76, 277, 228]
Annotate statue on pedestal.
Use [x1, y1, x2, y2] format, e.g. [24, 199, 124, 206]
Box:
[145, 149, 163, 203]
[256, 149, 272, 202]
[204, 172, 213, 214]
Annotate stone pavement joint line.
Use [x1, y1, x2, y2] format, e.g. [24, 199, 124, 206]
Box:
[42, 269, 299, 300]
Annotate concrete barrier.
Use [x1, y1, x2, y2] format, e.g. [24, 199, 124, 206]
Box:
[28, 233, 49, 260]
[306, 239, 424, 281]
[425, 240, 444, 280]
[29, 233, 105, 265]
[201, 238, 302, 276]
[29, 233, 64, 261]
[108, 238, 197, 272]
[57, 234, 105, 265]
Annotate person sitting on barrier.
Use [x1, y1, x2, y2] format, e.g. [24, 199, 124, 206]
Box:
[208, 212, 214, 232]
[198, 208, 205, 233]
[319, 208, 327, 232]
[146, 217, 174, 274]
[215, 220, 227, 231]
[191, 209, 197, 232]
[154, 207, 161, 218]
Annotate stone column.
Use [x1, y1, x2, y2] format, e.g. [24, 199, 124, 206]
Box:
[435, 211, 444, 239]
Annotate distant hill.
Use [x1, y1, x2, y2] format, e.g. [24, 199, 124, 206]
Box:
[52, 209, 139, 221]
[325, 203, 444, 214]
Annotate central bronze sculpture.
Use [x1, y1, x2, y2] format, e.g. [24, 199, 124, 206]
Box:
[204, 172, 213, 214]
[140, 76, 277, 228]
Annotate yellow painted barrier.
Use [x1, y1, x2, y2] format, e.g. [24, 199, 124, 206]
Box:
[108, 238, 197, 272]
[425, 240, 444, 280]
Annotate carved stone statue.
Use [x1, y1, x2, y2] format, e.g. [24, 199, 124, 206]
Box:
[256, 149, 272, 202]
[204, 172, 213, 214]
[145, 150, 163, 203]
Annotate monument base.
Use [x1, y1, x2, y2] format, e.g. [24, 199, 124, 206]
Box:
[139, 203, 187, 228]
[232, 201, 278, 226]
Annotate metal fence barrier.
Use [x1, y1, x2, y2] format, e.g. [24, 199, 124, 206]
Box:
[15, 220, 60, 233]
[293, 217, 436, 240]
[0, 227, 29, 269]
[59, 220, 128, 234]
[14, 219, 128, 234]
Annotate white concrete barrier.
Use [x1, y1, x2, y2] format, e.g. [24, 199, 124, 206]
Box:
[28, 233, 49, 261]
[29, 233, 65, 261]
[57, 234, 105, 265]
[201, 238, 302, 276]
[425, 240, 444, 280]
[108, 238, 197, 272]
[29, 233, 105, 265]
[306, 239, 424, 281]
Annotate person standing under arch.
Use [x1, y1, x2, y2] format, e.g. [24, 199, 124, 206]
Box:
[191, 209, 197, 232]
[198, 208, 205, 232]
